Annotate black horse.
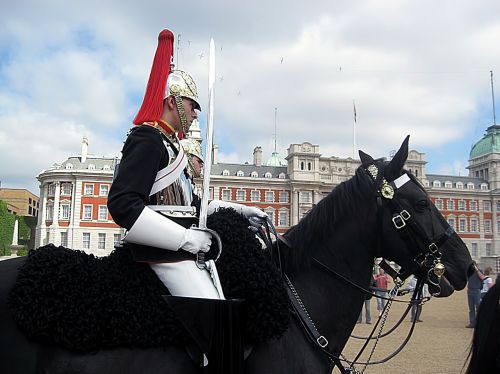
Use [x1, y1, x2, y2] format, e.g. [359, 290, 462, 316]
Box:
[0, 137, 473, 374]
[466, 282, 500, 373]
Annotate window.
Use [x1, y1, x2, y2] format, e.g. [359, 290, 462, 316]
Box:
[470, 200, 477, 211]
[435, 199, 443, 210]
[278, 173, 286, 179]
[100, 184, 109, 196]
[251, 190, 260, 202]
[98, 233, 106, 250]
[98, 205, 108, 221]
[432, 180, 441, 188]
[251, 171, 258, 178]
[471, 243, 478, 257]
[458, 201, 465, 211]
[480, 183, 487, 190]
[83, 205, 93, 220]
[300, 161, 305, 170]
[279, 211, 289, 227]
[48, 183, 55, 195]
[46, 204, 54, 220]
[447, 200, 454, 210]
[222, 189, 231, 201]
[236, 190, 245, 201]
[497, 201, 500, 212]
[60, 204, 70, 220]
[456, 182, 463, 189]
[82, 233, 91, 249]
[88, 164, 96, 170]
[103, 165, 110, 171]
[484, 201, 491, 212]
[265, 172, 272, 178]
[61, 183, 72, 195]
[65, 163, 73, 169]
[60, 232, 68, 247]
[114, 234, 122, 246]
[468, 183, 475, 190]
[84, 184, 94, 196]
[300, 191, 312, 204]
[486, 243, 492, 256]
[29, 206, 32, 215]
[470, 218, 478, 232]
[307, 162, 312, 171]
[279, 191, 288, 203]
[265, 191, 274, 203]
[484, 219, 492, 233]
[447, 218, 455, 230]
[459, 218, 467, 232]
[497, 220, 500, 234]
[444, 181, 452, 188]
[222, 169, 230, 176]
[236, 170, 244, 177]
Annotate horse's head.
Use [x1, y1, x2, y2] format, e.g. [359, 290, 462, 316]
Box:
[359, 136, 473, 296]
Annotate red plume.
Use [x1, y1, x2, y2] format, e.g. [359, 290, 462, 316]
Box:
[133, 29, 174, 125]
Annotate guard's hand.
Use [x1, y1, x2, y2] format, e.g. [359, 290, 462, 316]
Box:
[180, 229, 212, 254]
[241, 206, 268, 219]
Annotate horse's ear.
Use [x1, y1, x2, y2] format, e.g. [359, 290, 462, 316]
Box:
[386, 135, 410, 180]
[359, 150, 374, 165]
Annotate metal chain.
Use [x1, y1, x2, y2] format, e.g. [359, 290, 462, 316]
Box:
[285, 276, 319, 331]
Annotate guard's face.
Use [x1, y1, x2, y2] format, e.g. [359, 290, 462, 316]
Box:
[182, 98, 198, 125]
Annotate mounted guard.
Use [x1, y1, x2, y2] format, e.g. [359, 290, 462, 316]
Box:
[107, 29, 266, 373]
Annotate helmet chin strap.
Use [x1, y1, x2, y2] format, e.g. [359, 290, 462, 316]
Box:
[173, 93, 190, 136]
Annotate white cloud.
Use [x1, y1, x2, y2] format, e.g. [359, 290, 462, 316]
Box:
[1, 0, 500, 191]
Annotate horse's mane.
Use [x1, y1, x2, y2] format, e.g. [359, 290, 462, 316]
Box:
[466, 282, 500, 373]
[282, 165, 374, 275]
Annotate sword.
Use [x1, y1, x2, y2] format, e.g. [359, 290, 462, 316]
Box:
[193, 38, 222, 270]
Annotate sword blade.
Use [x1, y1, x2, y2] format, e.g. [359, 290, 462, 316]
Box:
[198, 37, 215, 229]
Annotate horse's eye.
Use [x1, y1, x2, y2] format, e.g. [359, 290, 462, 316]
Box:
[415, 199, 429, 212]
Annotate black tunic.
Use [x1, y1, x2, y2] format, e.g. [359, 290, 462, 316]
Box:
[108, 125, 197, 262]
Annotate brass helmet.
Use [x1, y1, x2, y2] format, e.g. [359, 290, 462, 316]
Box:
[181, 138, 203, 161]
[166, 70, 201, 110]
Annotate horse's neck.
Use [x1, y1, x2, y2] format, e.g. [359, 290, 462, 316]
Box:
[289, 237, 375, 355]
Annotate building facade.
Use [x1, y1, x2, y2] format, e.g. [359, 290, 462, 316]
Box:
[35, 138, 124, 257]
[34, 126, 500, 272]
[0, 188, 39, 217]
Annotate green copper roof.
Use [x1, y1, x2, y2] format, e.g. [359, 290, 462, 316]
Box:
[470, 125, 500, 159]
[266, 151, 287, 167]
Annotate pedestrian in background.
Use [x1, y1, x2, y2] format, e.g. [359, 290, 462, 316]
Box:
[374, 268, 390, 316]
[466, 262, 485, 328]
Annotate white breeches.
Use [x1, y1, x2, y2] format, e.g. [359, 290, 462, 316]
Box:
[150, 260, 224, 299]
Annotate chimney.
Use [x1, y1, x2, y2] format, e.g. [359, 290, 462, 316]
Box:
[81, 137, 89, 163]
[253, 146, 262, 167]
[213, 144, 219, 164]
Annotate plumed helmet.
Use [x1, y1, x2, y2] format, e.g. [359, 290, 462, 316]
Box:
[166, 70, 201, 110]
[180, 138, 203, 162]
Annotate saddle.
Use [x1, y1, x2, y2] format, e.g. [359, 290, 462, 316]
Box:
[8, 209, 291, 353]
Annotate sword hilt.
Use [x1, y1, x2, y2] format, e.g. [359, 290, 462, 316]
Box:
[191, 226, 223, 270]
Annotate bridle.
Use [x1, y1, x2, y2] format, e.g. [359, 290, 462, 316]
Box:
[258, 163, 455, 374]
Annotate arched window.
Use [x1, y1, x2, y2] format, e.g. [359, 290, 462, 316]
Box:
[222, 169, 230, 176]
[251, 171, 258, 178]
[279, 173, 286, 179]
[65, 163, 73, 170]
[236, 170, 244, 177]
[432, 180, 441, 188]
[264, 172, 272, 178]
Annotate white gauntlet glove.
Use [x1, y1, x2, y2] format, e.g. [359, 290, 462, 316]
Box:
[208, 200, 268, 219]
[180, 229, 212, 254]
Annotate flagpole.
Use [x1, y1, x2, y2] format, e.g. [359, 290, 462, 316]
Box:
[353, 100, 357, 159]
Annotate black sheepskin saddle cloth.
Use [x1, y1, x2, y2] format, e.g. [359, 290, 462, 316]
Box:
[8, 209, 291, 352]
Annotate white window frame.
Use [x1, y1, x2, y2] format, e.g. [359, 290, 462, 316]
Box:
[84, 183, 94, 196]
[60, 203, 71, 220]
[432, 180, 441, 188]
[83, 204, 93, 220]
[470, 218, 478, 232]
[236, 170, 244, 177]
[114, 234, 122, 246]
[250, 190, 260, 202]
[222, 169, 230, 176]
[98, 205, 108, 221]
[264, 172, 272, 179]
[484, 219, 492, 233]
[46, 203, 54, 220]
[265, 191, 274, 203]
[251, 171, 258, 178]
[99, 184, 109, 196]
[471, 243, 478, 257]
[98, 233, 106, 250]
[458, 200, 465, 211]
[435, 199, 443, 210]
[447, 200, 454, 210]
[459, 218, 467, 232]
[236, 190, 245, 202]
[82, 233, 91, 249]
[447, 218, 455, 230]
[470, 200, 477, 211]
[279, 191, 289, 203]
[61, 183, 72, 195]
[222, 189, 231, 201]
[60, 232, 68, 247]
[300, 191, 312, 204]
[278, 210, 289, 227]
[47, 183, 56, 195]
[484, 201, 492, 212]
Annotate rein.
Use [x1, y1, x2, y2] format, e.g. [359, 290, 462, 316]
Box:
[258, 163, 454, 374]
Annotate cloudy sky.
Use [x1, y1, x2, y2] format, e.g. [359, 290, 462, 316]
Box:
[1, 0, 499, 193]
